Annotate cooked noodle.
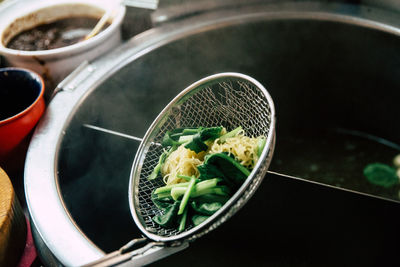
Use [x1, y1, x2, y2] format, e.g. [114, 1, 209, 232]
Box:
[161, 127, 262, 185]
[210, 133, 261, 170]
[161, 145, 205, 185]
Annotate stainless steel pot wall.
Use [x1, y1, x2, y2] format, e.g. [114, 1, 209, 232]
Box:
[25, 2, 400, 266]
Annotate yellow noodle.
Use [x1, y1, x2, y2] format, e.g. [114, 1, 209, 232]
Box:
[161, 145, 205, 185]
[210, 134, 261, 170]
[161, 127, 262, 185]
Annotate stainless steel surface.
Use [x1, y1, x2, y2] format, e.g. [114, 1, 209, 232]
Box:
[152, 0, 400, 25]
[123, 0, 159, 10]
[24, 1, 400, 266]
[82, 238, 188, 267]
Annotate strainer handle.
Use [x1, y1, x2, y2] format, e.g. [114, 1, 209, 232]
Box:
[81, 237, 188, 267]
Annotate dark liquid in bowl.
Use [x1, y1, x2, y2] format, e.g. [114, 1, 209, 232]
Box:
[6, 17, 110, 51]
[0, 70, 42, 121]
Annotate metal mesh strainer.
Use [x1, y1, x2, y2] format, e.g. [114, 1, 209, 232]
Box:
[84, 72, 275, 266]
[129, 72, 276, 243]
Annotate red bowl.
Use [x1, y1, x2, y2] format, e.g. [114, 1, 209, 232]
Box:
[0, 68, 45, 162]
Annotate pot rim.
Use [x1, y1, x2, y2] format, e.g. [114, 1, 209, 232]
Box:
[24, 2, 400, 266]
[0, 67, 45, 125]
[0, 0, 126, 58]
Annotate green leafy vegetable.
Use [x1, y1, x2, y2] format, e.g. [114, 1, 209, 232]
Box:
[161, 127, 223, 153]
[162, 128, 198, 147]
[184, 127, 223, 153]
[152, 201, 180, 228]
[190, 193, 228, 216]
[192, 193, 230, 205]
[197, 163, 224, 181]
[148, 146, 176, 180]
[148, 150, 168, 180]
[191, 201, 224, 215]
[192, 215, 210, 226]
[151, 191, 174, 210]
[151, 178, 230, 229]
[198, 153, 250, 189]
[363, 163, 399, 188]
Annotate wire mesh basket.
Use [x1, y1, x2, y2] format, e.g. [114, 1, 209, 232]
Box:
[129, 72, 276, 243]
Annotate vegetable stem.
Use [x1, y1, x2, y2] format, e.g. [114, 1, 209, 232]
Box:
[219, 126, 242, 143]
[183, 128, 201, 135]
[178, 135, 194, 143]
[148, 146, 176, 180]
[148, 151, 167, 180]
[177, 174, 199, 182]
[178, 177, 196, 215]
[178, 207, 188, 231]
[154, 182, 190, 194]
[153, 191, 173, 199]
[170, 178, 219, 200]
[192, 186, 229, 197]
[195, 178, 220, 192]
[170, 179, 227, 200]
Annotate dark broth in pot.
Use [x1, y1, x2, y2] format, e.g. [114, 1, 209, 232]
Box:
[6, 16, 110, 51]
[270, 128, 400, 202]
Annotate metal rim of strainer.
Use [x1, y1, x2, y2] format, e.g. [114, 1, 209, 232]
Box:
[128, 72, 276, 243]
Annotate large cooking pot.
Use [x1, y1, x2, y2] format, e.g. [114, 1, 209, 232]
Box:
[24, 1, 400, 266]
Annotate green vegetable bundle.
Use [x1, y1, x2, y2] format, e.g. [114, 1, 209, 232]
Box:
[149, 126, 263, 231]
[151, 151, 250, 231]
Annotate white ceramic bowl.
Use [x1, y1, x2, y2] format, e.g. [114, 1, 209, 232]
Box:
[0, 0, 126, 98]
